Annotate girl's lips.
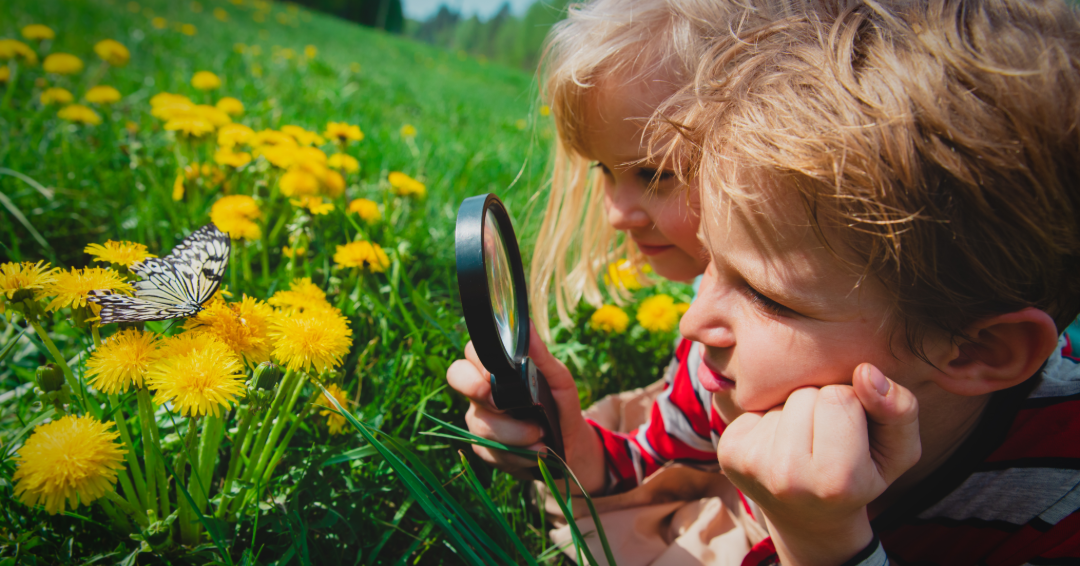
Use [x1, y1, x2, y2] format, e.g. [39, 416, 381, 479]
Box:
[697, 360, 735, 392]
[635, 242, 673, 256]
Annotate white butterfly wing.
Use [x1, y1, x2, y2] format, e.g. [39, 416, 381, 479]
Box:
[88, 223, 231, 323]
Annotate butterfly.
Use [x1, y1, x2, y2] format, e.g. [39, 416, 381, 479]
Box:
[88, 223, 231, 324]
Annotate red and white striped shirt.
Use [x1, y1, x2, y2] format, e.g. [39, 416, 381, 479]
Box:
[588, 332, 1080, 565]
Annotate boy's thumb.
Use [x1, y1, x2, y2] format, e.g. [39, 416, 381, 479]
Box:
[853, 363, 922, 485]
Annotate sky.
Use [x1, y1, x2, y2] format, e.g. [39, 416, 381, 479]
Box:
[401, 0, 536, 21]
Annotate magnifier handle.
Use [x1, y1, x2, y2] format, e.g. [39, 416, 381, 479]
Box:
[506, 361, 565, 480]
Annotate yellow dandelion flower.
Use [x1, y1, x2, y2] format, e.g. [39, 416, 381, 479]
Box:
[317, 383, 349, 435]
[280, 125, 324, 146]
[251, 129, 296, 148]
[0, 261, 57, 313]
[214, 7, 229, 21]
[210, 195, 262, 240]
[21, 25, 55, 41]
[334, 241, 390, 272]
[152, 17, 168, 29]
[636, 294, 683, 333]
[327, 153, 359, 173]
[0, 66, 9, 83]
[268, 277, 329, 313]
[0, 39, 38, 65]
[150, 91, 192, 109]
[214, 147, 251, 168]
[322, 169, 345, 197]
[324, 121, 362, 144]
[180, 24, 197, 36]
[173, 173, 185, 201]
[347, 199, 381, 223]
[293, 146, 328, 166]
[278, 166, 319, 197]
[540, 105, 551, 117]
[590, 305, 629, 333]
[604, 259, 649, 291]
[215, 96, 244, 116]
[93, 39, 130, 67]
[269, 307, 352, 373]
[43, 53, 83, 75]
[256, 144, 295, 169]
[40, 87, 74, 105]
[148, 335, 246, 418]
[164, 115, 214, 137]
[388, 172, 426, 198]
[191, 70, 221, 90]
[400, 124, 417, 138]
[84, 85, 122, 105]
[84, 240, 156, 268]
[13, 415, 126, 515]
[58, 104, 102, 126]
[281, 246, 306, 259]
[217, 123, 254, 147]
[184, 295, 275, 364]
[304, 44, 317, 59]
[44, 267, 131, 312]
[290, 196, 334, 215]
[86, 329, 159, 394]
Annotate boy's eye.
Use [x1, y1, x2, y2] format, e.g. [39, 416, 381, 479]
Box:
[742, 284, 793, 317]
[637, 168, 676, 183]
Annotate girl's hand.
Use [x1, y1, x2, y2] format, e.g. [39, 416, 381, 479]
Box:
[716, 363, 921, 566]
[446, 324, 606, 493]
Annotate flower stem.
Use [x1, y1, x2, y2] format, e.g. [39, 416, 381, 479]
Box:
[216, 404, 255, 519]
[108, 394, 148, 515]
[104, 490, 147, 528]
[259, 391, 317, 488]
[97, 496, 133, 533]
[137, 388, 167, 519]
[175, 417, 200, 546]
[231, 370, 300, 513]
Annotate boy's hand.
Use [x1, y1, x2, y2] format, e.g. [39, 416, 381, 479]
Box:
[446, 324, 606, 493]
[716, 363, 920, 566]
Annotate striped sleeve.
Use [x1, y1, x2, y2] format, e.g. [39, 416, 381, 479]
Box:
[589, 339, 724, 493]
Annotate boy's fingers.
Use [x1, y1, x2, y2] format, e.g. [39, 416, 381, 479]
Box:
[463, 341, 490, 377]
[853, 363, 922, 484]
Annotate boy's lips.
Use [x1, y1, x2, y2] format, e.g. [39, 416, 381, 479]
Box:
[634, 240, 673, 256]
[698, 359, 735, 392]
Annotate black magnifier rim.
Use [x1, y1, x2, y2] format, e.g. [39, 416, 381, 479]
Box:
[455, 194, 530, 379]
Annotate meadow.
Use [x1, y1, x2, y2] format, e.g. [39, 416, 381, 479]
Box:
[0, 0, 693, 563]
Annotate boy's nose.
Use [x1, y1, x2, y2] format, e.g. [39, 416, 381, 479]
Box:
[680, 267, 735, 348]
[604, 181, 651, 231]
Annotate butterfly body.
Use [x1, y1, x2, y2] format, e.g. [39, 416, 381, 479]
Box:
[89, 224, 230, 324]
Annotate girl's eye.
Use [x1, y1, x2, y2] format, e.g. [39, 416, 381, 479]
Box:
[743, 285, 793, 317]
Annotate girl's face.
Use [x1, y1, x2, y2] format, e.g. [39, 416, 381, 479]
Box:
[580, 79, 708, 283]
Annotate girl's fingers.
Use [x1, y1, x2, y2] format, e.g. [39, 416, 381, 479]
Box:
[465, 404, 545, 447]
[446, 358, 497, 411]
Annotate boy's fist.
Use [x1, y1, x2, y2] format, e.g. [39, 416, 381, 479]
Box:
[716, 363, 920, 566]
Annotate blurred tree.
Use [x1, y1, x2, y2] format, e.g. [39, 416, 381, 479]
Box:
[408, 0, 570, 70]
[293, 0, 405, 33]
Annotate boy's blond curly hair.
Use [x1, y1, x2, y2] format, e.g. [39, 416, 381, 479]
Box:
[659, 0, 1080, 355]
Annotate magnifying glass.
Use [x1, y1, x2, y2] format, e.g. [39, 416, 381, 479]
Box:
[455, 193, 565, 478]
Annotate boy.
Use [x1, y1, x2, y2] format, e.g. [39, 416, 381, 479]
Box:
[449, 0, 1080, 563]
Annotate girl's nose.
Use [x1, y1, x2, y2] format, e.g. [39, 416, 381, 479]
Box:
[604, 178, 651, 231]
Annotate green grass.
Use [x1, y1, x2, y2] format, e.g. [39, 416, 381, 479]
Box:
[0, 0, 688, 564]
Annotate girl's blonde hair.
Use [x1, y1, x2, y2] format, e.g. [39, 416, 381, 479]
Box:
[530, 0, 799, 341]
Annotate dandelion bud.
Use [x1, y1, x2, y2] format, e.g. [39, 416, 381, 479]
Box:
[253, 361, 282, 390]
[36, 364, 65, 392]
[11, 288, 36, 304]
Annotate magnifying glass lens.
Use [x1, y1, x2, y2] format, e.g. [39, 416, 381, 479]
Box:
[483, 209, 519, 359]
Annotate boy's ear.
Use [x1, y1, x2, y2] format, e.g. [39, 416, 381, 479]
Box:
[936, 308, 1059, 396]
